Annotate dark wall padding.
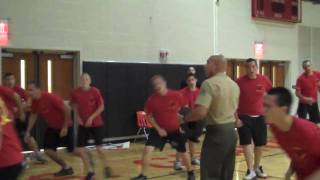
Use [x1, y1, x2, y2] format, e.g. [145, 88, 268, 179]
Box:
[83, 62, 205, 138]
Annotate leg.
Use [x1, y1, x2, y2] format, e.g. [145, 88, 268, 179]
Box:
[243, 144, 254, 170]
[252, 116, 268, 178]
[253, 146, 263, 169]
[178, 152, 192, 171]
[45, 149, 69, 169]
[200, 134, 224, 180]
[140, 146, 155, 175]
[78, 147, 94, 172]
[297, 103, 308, 119]
[221, 131, 237, 180]
[237, 116, 254, 171]
[189, 141, 196, 159]
[96, 146, 109, 168]
[43, 128, 73, 176]
[308, 103, 320, 124]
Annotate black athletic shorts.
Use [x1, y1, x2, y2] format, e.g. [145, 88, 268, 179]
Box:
[77, 126, 104, 147]
[237, 115, 267, 146]
[146, 129, 187, 153]
[0, 163, 23, 180]
[14, 118, 27, 140]
[44, 127, 74, 152]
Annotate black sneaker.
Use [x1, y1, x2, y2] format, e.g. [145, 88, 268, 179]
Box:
[54, 167, 74, 177]
[104, 166, 113, 178]
[187, 171, 195, 180]
[86, 172, 95, 180]
[131, 174, 147, 180]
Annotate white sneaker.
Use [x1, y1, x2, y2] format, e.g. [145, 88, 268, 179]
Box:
[243, 170, 257, 180]
[191, 158, 200, 165]
[174, 161, 183, 171]
[255, 166, 268, 178]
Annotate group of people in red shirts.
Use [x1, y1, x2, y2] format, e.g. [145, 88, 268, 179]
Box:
[0, 73, 111, 180]
[1, 57, 320, 180]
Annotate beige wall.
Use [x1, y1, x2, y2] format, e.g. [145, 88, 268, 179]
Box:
[0, 0, 214, 64]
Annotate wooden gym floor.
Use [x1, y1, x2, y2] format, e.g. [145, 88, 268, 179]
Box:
[21, 135, 291, 180]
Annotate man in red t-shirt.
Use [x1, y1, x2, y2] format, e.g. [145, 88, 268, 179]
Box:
[296, 60, 320, 124]
[71, 73, 112, 179]
[174, 74, 200, 170]
[25, 81, 74, 177]
[264, 87, 320, 180]
[132, 75, 195, 180]
[0, 97, 23, 180]
[3, 73, 45, 163]
[236, 58, 272, 180]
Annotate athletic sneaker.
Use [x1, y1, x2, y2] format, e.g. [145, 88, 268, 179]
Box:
[174, 161, 183, 171]
[243, 169, 257, 180]
[191, 158, 200, 165]
[187, 171, 196, 180]
[255, 166, 268, 178]
[86, 172, 95, 180]
[104, 166, 113, 178]
[54, 167, 74, 177]
[131, 174, 147, 180]
[34, 154, 47, 164]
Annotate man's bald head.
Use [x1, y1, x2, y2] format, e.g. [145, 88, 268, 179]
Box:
[204, 55, 227, 77]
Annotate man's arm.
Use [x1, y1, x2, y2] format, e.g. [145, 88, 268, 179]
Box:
[147, 114, 167, 137]
[185, 105, 208, 122]
[12, 93, 24, 120]
[25, 113, 38, 143]
[87, 103, 104, 124]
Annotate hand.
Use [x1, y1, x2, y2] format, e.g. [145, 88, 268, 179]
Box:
[235, 119, 243, 128]
[24, 132, 31, 144]
[304, 97, 315, 105]
[284, 167, 294, 180]
[85, 116, 94, 127]
[59, 127, 68, 138]
[19, 112, 26, 122]
[157, 128, 167, 137]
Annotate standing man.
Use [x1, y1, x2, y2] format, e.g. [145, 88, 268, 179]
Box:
[180, 66, 201, 89]
[132, 75, 195, 180]
[296, 60, 320, 124]
[174, 74, 200, 170]
[71, 73, 112, 180]
[0, 85, 23, 119]
[236, 58, 272, 179]
[264, 87, 320, 180]
[0, 97, 24, 180]
[25, 81, 74, 177]
[3, 73, 45, 163]
[186, 55, 240, 180]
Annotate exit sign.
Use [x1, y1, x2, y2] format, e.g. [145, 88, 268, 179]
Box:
[0, 20, 9, 46]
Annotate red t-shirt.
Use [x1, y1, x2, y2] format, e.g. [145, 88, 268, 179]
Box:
[71, 87, 104, 127]
[271, 117, 320, 180]
[0, 121, 23, 168]
[12, 86, 28, 102]
[296, 72, 319, 104]
[0, 86, 16, 117]
[180, 87, 200, 110]
[145, 90, 187, 132]
[236, 75, 272, 116]
[31, 92, 71, 130]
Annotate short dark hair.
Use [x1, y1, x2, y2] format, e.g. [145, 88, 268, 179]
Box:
[302, 60, 311, 66]
[246, 58, 258, 66]
[27, 81, 40, 88]
[150, 75, 166, 83]
[3, 72, 14, 79]
[267, 87, 293, 109]
[186, 74, 197, 80]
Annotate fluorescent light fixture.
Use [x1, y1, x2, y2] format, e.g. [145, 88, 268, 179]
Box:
[47, 60, 52, 93]
[272, 66, 276, 86]
[236, 65, 240, 79]
[20, 59, 25, 89]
